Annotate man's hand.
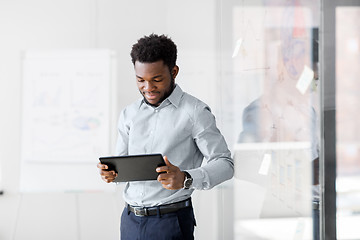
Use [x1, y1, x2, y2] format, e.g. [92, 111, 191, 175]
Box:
[156, 156, 185, 190]
[97, 162, 117, 183]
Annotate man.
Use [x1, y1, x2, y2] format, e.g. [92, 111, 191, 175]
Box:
[97, 34, 234, 240]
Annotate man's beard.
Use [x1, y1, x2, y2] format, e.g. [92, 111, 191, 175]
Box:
[142, 78, 175, 107]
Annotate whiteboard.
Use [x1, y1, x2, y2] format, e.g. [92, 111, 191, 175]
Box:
[20, 50, 117, 192]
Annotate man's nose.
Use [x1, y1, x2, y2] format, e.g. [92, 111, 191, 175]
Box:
[144, 81, 154, 90]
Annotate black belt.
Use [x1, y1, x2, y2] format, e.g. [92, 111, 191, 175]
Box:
[127, 198, 192, 217]
[313, 201, 320, 210]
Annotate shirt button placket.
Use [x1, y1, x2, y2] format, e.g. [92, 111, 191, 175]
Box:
[149, 108, 159, 152]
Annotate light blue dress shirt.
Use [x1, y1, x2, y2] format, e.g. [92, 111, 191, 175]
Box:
[116, 84, 234, 207]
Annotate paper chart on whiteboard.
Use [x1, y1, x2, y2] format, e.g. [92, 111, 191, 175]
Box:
[21, 50, 113, 164]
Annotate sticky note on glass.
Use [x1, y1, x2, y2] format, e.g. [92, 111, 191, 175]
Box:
[258, 153, 272, 176]
[232, 38, 243, 58]
[296, 65, 314, 94]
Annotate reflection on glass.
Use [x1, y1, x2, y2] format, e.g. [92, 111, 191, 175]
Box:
[336, 7, 360, 240]
[225, 1, 320, 239]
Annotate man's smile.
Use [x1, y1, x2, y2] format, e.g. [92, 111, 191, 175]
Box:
[143, 91, 160, 100]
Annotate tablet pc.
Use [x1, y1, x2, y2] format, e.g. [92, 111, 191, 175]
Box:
[99, 153, 165, 182]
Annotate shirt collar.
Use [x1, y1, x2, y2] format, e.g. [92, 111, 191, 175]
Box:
[166, 84, 183, 108]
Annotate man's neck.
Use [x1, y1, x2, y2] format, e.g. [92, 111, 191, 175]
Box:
[144, 84, 176, 107]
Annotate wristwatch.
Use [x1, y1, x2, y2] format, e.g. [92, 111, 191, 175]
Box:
[183, 171, 193, 189]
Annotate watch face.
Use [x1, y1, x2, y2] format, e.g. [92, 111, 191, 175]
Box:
[184, 178, 193, 188]
[183, 171, 193, 189]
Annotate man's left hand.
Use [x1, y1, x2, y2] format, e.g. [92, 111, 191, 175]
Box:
[156, 156, 185, 190]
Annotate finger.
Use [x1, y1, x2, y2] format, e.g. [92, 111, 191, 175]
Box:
[161, 181, 176, 190]
[156, 156, 173, 173]
[158, 170, 184, 190]
[100, 169, 116, 177]
[104, 174, 116, 180]
[157, 173, 179, 189]
[163, 156, 173, 167]
[156, 166, 169, 173]
[97, 162, 108, 170]
[102, 171, 117, 183]
[159, 178, 171, 188]
[162, 183, 172, 190]
[102, 176, 115, 183]
[157, 172, 169, 181]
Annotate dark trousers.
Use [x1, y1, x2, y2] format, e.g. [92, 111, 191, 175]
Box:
[120, 205, 196, 240]
[313, 208, 320, 240]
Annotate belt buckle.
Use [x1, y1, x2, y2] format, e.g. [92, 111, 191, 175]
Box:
[133, 207, 147, 217]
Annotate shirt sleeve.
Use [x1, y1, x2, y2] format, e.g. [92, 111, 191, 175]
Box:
[115, 109, 129, 156]
[188, 103, 234, 190]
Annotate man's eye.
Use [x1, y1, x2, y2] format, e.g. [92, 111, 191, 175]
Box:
[153, 79, 162, 82]
[137, 79, 145, 82]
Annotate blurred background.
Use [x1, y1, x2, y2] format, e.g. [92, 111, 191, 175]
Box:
[0, 0, 359, 239]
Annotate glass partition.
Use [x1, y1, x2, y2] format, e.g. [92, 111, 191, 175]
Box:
[336, 7, 360, 240]
[217, 1, 320, 239]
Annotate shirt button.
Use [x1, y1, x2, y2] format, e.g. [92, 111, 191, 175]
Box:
[154, 109, 159, 113]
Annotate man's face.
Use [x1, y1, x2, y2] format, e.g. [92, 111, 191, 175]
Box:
[135, 60, 178, 107]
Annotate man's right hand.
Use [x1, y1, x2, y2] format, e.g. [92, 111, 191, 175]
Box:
[97, 162, 118, 183]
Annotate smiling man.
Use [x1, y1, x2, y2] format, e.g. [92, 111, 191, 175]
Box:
[97, 34, 234, 240]
[135, 60, 177, 107]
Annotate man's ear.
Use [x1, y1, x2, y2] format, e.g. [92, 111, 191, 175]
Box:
[171, 65, 179, 79]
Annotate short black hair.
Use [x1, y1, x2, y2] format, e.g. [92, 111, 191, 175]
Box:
[130, 33, 177, 71]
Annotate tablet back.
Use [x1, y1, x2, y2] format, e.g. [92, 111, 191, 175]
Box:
[99, 154, 165, 182]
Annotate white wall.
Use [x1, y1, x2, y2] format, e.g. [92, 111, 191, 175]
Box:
[0, 1, 230, 239]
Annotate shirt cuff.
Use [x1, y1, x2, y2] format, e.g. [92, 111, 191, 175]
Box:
[186, 168, 210, 190]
